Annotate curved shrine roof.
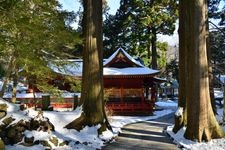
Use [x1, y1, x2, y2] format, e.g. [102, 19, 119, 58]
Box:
[50, 48, 160, 77]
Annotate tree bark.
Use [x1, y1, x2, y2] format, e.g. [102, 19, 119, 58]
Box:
[173, 0, 187, 133]
[206, 1, 216, 114]
[147, 27, 151, 68]
[184, 0, 224, 142]
[65, 0, 111, 133]
[151, 27, 157, 69]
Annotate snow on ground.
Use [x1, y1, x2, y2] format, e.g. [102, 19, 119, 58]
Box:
[166, 89, 225, 150]
[110, 100, 177, 134]
[167, 107, 225, 150]
[2, 88, 224, 150]
[1, 98, 177, 150]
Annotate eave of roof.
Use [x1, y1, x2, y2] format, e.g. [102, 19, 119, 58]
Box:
[50, 48, 161, 77]
[103, 67, 160, 76]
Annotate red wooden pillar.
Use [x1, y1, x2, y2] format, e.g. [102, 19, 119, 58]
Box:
[145, 87, 149, 99]
[151, 85, 156, 107]
[120, 78, 124, 102]
[141, 87, 145, 103]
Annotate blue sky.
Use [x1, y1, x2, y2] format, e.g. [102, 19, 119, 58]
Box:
[58, 0, 120, 15]
[57, 1, 224, 46]
[58, 0, 179, 46]
[58, 0, 120, 30]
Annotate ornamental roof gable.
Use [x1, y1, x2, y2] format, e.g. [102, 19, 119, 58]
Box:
[103, 47, 144, 68]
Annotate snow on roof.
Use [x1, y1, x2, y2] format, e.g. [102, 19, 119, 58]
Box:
[49, 60, 83, 76]
[0, 80, 28, 92]
[104, 67, 159, 76]
[153, 77, 167, 82]
[50, 61, 159, 76]
[50, 48, 160, 76]
[103, 47, 145, 67]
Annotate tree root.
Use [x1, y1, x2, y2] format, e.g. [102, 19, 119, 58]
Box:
[173, 115, 184, 133]
[64, 112, 113, 135]
[64, 113, 86, 131]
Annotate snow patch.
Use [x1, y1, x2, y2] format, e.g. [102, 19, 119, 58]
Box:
[175, 107, 183, 116]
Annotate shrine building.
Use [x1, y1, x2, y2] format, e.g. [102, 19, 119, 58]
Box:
[31, 47, 164, 115]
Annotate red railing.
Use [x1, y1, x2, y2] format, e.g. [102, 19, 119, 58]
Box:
[15, 98, 153, 115]
[16, 97, 75, 109]
[106, 101, 153, 115]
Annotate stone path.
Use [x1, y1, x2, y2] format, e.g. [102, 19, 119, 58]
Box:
[102, 113, 179, 150]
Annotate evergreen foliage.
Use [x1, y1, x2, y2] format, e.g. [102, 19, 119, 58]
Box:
[209, 30, 225, 65]
[103, 0, 178, 69]
[165, 58, 179, 81]
[0, 0, 81, 97]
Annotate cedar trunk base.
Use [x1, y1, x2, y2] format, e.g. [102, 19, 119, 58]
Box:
[172, 115, 184, 133]
[184, 124, 225, 142]
[64, 112, 112, 134]
[64, 113, 86, 131]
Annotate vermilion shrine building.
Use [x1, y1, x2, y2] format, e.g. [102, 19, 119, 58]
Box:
[28, 48, 163, 115]
[102, 48, 162, 115]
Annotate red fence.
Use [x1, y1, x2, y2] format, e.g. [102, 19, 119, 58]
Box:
[106, 101, 154, 115]
[15, 97, 153, 115]
[15, 97, 76, 109]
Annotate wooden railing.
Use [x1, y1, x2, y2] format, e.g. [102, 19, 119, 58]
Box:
[15, 97, 76, 109]
[106, 101, 153, 115]
[14, 97, 153, 115]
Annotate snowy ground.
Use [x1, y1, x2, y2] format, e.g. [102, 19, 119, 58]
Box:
[1, 79, 224, 150]
[166, 89, 225, 150]
[166, 107, 225, 150]
[1, 98, 177, 150]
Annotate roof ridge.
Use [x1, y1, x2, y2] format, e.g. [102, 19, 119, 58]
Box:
[103, 47, 145, 67]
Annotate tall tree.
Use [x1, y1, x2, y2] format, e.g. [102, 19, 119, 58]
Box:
[183, 0, 224, 141]
[65, 0, 111, 133]
[0, 0, 80, 100]
[103, 0, 178, 69]
[173, 0, 225, 133]
[173, 0, 187, 133]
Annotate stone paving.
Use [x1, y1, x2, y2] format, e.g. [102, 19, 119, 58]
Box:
[102, 113, 179, 150]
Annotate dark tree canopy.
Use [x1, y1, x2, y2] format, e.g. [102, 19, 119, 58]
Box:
[103, 0, 178, 69]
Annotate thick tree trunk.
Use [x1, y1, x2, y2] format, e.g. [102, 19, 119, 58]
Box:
[151, 27, 157, 69]
[65, 0, 111, 132]
[184, 0, 224, 142]
[208, 44, 217, 115]
[147, 27, 151, 68]
[206, 1, 216, 114]
[173, 0, 187, 133]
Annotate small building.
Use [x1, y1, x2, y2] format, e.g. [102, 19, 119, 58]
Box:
[29, 48, 164, 115]
[159, 79, 179, 99]
[103, 48, 162, 115]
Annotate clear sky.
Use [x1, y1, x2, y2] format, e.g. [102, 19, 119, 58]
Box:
[58, 0, 120, 15]
[107, 0, 120, 14]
